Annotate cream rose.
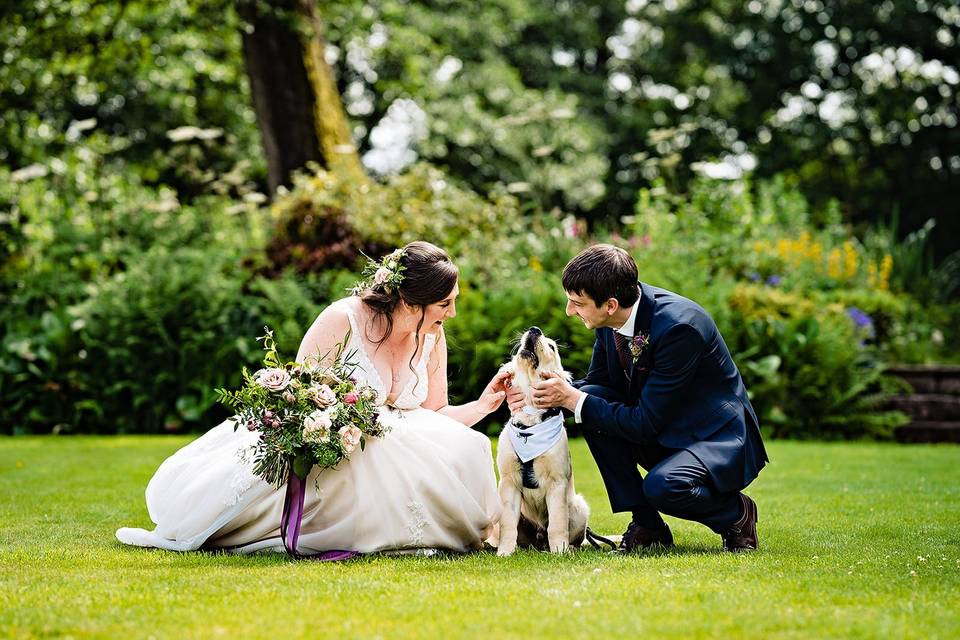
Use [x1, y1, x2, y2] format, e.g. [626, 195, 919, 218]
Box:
[253, 368, 291, 392]
[373, 267, 392, 285]
[303, 410, 333, 442]
[340, 425, 362, 454]
[309, 384, 337, 407]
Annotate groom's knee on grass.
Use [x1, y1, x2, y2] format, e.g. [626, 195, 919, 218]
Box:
[642, 468, 698, 513]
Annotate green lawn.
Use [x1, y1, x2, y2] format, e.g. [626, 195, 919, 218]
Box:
[1, 437, 958, 639]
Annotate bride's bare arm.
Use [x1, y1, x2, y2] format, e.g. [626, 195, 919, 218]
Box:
[295, 305, 352, 366]
[424, 328, 508, 426]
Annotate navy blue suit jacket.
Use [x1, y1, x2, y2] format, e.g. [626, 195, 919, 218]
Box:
[577, 283, 768, 493]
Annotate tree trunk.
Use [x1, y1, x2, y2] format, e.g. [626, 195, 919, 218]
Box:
[299, 0, 365, 183]
[237, 0, 363, 193]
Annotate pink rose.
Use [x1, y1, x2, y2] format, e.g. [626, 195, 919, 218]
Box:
[253, 368, 291, 392]
[340, 425, 362, 454]
[343, 392, 358, 405]
[373, 267, 392, 285]
[309, 384, 337, 407]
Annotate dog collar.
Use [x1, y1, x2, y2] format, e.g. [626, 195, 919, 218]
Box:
[507, 414, 565, 463]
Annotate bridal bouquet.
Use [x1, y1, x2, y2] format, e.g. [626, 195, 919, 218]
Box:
[216, 328, 386, 558]
[216, 328, 387, 487]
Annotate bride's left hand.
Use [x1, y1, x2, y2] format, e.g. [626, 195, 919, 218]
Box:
[477, 369, 512, 414]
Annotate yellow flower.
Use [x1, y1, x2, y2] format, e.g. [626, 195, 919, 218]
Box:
[776, 239, 791, 260]
[808, 242, 823, 270]
[867, 262, 878, 288]
[843, 241, 858, 279]
[879, 254, 893, 290]
[827, 248, 842, 279]
[529, 256, 543, 272]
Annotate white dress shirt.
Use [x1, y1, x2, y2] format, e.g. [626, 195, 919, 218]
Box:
[574, 299, 641, 423]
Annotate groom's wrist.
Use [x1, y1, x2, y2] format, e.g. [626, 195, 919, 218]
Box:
[563, 389, 584, 412]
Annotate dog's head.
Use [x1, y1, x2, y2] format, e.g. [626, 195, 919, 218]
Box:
[508, 326, 571, 409]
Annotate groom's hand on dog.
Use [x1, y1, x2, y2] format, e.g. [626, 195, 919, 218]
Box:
[532, 371, 582, 412]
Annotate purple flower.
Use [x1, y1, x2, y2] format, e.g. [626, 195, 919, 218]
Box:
[847, 307, 873, 330]
[748, 271, 761, 282]
[629, 333, 650, 359]
[766, 275, 781, 287]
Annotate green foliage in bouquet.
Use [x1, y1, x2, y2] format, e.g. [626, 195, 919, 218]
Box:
[215, 329, 386, 487]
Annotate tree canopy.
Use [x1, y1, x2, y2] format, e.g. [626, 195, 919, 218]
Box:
[2, 0, 958, 255]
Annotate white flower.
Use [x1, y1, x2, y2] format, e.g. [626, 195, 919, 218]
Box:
[373, 267, 392, 285]
[340, 425, 362, 454]
[253, 368, 291, 392]
[303, 410, 333, 442]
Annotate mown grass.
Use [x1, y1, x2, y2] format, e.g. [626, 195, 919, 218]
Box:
[1, 436, 958, 639]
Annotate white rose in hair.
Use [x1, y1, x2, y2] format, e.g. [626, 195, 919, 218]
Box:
[253, 368, 291, 392]
[373, 267, 392, 285]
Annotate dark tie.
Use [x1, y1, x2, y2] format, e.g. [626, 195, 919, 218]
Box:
[613, 332, 632, 379]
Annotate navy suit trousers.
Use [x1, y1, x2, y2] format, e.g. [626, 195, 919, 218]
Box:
[579, 385, 743, 534]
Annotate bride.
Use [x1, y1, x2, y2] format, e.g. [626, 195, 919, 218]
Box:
[116, 241, 507, 555]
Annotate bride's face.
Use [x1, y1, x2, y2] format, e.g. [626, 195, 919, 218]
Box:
[421, 282, 459, 334]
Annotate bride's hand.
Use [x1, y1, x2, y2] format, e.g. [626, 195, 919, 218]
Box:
[477, 369, 512, 414]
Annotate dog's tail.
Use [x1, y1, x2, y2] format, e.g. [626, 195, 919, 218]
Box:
[584, 527, 617, 551]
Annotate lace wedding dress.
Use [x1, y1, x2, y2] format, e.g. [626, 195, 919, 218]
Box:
[116, 300, 499, 554]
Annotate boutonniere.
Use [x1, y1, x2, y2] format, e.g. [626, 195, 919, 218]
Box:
[628, 332, 650, 362]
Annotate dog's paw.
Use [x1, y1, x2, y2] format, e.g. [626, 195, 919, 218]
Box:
[496, 543, 517, 557]
[549, 540, 569, 553]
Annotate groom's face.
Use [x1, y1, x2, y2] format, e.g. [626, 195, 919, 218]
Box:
[564, 290, 610, 330]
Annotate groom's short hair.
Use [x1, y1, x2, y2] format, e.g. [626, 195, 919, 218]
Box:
[562, 244, 640, 308]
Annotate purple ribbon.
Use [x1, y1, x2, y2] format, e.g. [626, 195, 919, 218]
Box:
[281, 470, 306, 555]
[280, 466, 360, 562]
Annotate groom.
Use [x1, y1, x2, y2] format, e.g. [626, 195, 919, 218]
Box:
[510, 244, 768, 552]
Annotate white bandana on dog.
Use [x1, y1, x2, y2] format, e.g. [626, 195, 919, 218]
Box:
[507, 411, 566, 463]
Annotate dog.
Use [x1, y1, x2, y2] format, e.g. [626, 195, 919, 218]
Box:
[492, 326, 590, 555]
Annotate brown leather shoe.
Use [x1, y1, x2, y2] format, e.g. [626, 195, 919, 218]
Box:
[616, 520, 674, 553]
[722, 494, 759, 552]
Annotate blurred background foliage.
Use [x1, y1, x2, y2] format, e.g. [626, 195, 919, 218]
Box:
[2, 0, 958, 436]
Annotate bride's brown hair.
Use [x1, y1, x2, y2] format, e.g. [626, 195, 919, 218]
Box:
[358, 241, 458, 372]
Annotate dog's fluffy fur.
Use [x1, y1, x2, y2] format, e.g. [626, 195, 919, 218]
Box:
[491, 327, 589, 555]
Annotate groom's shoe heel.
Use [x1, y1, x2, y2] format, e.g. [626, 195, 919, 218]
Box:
[722, 494, 758, 553]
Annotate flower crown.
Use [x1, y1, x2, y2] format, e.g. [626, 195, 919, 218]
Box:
[350, 248, 407, 296]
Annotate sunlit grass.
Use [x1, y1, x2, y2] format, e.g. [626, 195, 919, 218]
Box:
[2, 437, 958, 638]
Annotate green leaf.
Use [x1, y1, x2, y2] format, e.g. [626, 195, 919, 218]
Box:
[292, 454, 313, 480]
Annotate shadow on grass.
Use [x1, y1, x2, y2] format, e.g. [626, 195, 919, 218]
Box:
[112, 540, 735, 568]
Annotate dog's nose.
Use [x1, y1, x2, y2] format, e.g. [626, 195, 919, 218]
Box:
[528, 326, 542, 336]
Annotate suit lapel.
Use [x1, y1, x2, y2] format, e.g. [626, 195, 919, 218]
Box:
[628, 282, 656, 395]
